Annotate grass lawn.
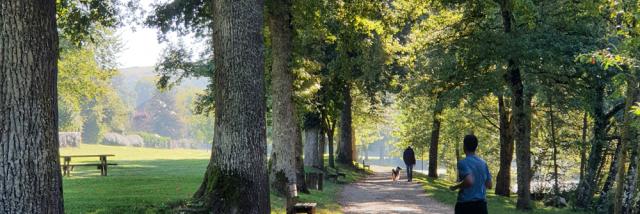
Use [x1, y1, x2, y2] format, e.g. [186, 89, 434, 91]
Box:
[61, 144, 366, 214]
[413, 173, 586, 214]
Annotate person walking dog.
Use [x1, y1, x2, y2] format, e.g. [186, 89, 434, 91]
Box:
[403, 146, 416, 182]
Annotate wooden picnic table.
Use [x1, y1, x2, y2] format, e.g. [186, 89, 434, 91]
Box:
[60, 154, 116, 176]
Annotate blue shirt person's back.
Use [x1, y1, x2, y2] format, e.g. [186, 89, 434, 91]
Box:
[456, 155, 492, 202]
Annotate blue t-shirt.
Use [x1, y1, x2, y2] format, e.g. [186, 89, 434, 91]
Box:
[457, 155, 492, 202]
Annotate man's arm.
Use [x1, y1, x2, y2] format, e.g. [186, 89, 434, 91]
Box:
[485, 164, 492, 189]
[485, 180, 493, 189]
[449, 174, 474, 191]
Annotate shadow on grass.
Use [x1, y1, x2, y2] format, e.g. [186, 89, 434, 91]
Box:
[65, 159, 367, 214]
[413, 172, 587, 214]
[64, 159, 209, 214]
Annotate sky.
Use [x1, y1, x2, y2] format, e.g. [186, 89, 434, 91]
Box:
[116, 0, 205, 69]
[117, 26, 164, 68]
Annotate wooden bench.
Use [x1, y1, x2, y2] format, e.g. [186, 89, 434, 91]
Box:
[326, 168, 346, 182]
[61, 154, 116, 176]
[293, 203, 317, 214]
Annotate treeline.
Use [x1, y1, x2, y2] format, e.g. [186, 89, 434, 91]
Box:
[1, 1, 638, 214]
[57, 39, 216, 146]
[393, 0, 640, 213]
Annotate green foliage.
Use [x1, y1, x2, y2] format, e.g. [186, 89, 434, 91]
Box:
[58, 31, 130, 135]
[135, 132, 171, 147]
[57, 0, 140, 45]
[145, 1, 216, 115]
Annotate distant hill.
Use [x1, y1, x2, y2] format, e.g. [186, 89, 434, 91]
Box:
[116, 66, 209, 89]
[113, 66, 209, 108]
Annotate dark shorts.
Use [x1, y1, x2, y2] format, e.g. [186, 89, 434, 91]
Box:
[455, 200, 487, 214]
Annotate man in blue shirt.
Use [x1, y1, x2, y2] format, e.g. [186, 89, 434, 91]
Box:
[449, 134, 492, 214]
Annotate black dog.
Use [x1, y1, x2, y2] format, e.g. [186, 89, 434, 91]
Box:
[391, 166, 402, 181]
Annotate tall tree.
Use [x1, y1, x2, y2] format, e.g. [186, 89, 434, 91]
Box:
[495, 95, 514, 196]
[428, 96, 444, 178]
[303, 112, 323, 169]
[497, 0, 533, 208]
[0, 1, 63, 212]
[615, 75, 639, 214]
[192, 0, 270, 212]
[267, 0, 305, 198]
[338, 84, 355, 165]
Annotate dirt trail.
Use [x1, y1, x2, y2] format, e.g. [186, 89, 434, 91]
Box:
[339, 165, 454, 214]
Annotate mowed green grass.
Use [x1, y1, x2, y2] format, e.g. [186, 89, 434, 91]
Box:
[413, 173, 586, 214]
[61, 144, 366, 214]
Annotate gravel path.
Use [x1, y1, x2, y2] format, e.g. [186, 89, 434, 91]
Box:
[339, 165, 454, 214]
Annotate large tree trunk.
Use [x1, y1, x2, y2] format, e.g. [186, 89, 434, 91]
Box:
[506, 63, 533, 210]
[193, 1, 270, 213]
[267, 0, 307, 198]
[303, 118, 322, 168]
[576, 81, 607, 209]
[499, 1, 532, 209]
[596, 139, 622, 213]
[0, 1, 63, 213]
[428, 100, 443, 178]
[495, 95, 514, 197]
[615, 76, 639, 214]
[338, 85, 354, 165]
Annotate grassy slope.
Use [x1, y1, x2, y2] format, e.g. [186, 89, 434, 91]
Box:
[61, 145, 365, 214]
[414, 173, 586, 214]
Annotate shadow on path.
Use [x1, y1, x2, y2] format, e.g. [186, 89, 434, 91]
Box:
[339, 165, 454, 214]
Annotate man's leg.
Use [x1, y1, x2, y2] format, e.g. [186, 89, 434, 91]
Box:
[410, 164, 413, 181]
[479, 201, 488, 214]
[454, 202, 468, 214]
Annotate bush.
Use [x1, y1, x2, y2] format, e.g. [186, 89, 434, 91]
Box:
[135, 132, 171, 148]
[102, 133, 130, 146]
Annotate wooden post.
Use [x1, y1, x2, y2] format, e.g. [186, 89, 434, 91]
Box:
[318, 173, 323, 191]
[63, 157, 71, 176]
[99, 156, 107, 176]
[286, 183, 298, 214]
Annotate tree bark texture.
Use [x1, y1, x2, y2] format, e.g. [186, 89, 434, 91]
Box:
[576, 81, 608, 209]
[304, 126, 322, 169]
[498, 1, 532, 209]
[319, 127, 326, 169]
[193, 0, 270, 213]
[338, 85, 354, 165]
[615, 76, 639, 214]
[295, 129, 309, 193]
[506, 62, 533, 210]
[428, 99, 443, 178]
[267, 0, 306, 197]
[495, 95, 514, 197]
[596, 139, 622, 214]
[0, 1, 64, 213]
[580, 112, 588, 180]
